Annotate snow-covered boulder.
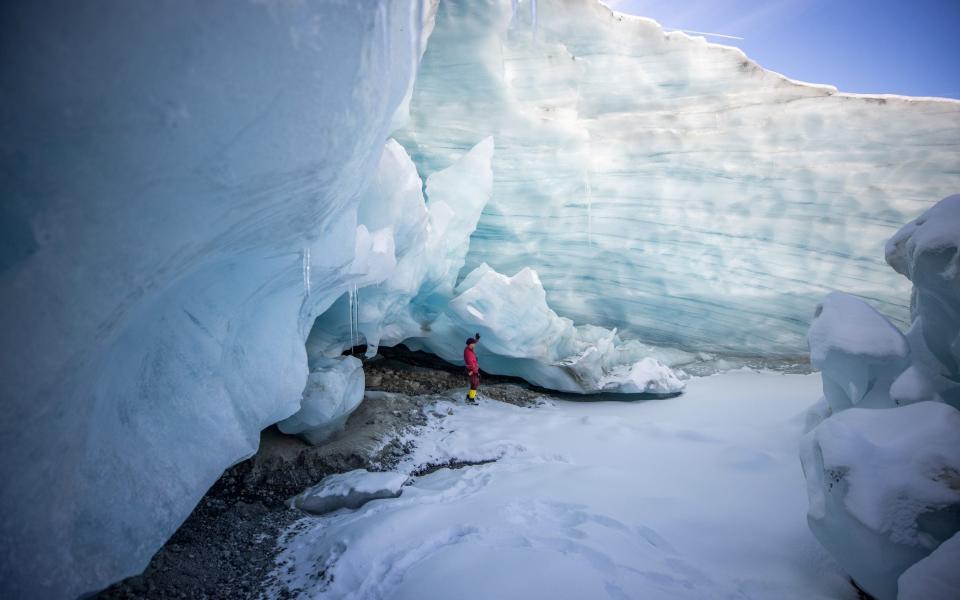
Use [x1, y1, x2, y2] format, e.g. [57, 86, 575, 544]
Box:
[802, 195, 960, 598]
[885, 194, 960, 410]
[278, 357, 365, 445]
[808, 292, 910, 412]
[898, 531, 960, 600]
[799, 402, 960, 600]
[292, 469, 408, 515]
[803, 396, 833, 433]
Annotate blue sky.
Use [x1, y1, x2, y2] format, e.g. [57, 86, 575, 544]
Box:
[603, 0, 960, 99]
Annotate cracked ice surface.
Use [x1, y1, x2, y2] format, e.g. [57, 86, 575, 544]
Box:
[395, 0, 960, 357]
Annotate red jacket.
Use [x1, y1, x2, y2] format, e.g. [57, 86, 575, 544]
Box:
[464, 346, 479, 373]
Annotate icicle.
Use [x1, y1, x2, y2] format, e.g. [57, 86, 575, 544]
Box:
[302, 246, 311, 297]
[511, 0, 518, 18]
[353, 283, 360, 350]
[345, 283, 361, 353]
[347, 286, 355, 354]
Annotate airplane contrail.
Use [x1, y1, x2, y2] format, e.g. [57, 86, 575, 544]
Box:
[668, 28, 745, 40]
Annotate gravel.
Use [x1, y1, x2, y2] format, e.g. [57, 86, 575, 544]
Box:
[95, 346, 542, 599]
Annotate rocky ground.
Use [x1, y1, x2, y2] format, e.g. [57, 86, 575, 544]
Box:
[96, 346, 542, 600]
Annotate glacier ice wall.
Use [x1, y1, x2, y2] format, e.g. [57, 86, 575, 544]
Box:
[0, 1, 433, 598]
[308, 136, 683, 394]
[308, 137, 496, 358]
[395, 0, 960, 357]
[801, 195, 960, 599]
[1, 0, 957, 597]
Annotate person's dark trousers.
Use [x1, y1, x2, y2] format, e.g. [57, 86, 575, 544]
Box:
[467, 371, 480, 402]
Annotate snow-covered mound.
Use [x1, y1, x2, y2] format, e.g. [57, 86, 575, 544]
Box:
[800, 402, 960, 600]
[808, 292, 909, 412]
[802, 195, 960, 599]
[898, 531, 960, 600]
[291, 469, 408, 515]
[396, 0, 960, 357]
[805, 195, 960, 420]
[885, 194, 960, 409]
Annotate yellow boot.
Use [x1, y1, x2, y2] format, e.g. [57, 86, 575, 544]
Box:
[467, 389, 477, 404]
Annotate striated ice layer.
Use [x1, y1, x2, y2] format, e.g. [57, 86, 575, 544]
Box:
[0, 2, 433, 598]
[395, 0, 960, 358]
[801, 196, 960, 599]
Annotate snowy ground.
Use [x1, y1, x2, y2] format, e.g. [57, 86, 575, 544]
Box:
[268, 371, 854, 600]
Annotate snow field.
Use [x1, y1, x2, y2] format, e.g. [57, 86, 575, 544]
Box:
[270, 371, 853, 600]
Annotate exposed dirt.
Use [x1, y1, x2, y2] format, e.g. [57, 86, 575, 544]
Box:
[95, 346, 540, 599]
[364, 345, 543, 407]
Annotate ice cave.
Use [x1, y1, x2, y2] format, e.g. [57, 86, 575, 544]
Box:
[0, 1, 957, 599]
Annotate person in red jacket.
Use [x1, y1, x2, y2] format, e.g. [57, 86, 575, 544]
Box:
[464, 333, 481, 403]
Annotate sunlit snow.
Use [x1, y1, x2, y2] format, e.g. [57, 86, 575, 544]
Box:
[269, 372, 854, 600]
